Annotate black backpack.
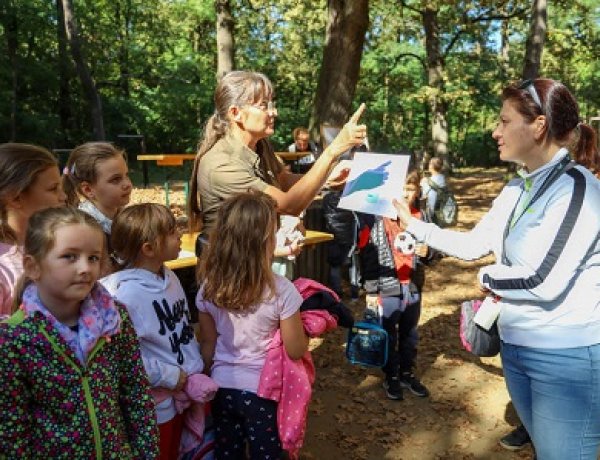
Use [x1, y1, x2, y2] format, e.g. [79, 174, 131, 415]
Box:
[427, 178, 458, 228]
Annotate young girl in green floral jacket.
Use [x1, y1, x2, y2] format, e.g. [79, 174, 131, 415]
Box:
[0, 207, 158, 458]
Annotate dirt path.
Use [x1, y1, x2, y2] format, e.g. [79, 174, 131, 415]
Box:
[300, 168, 535, 460]
[131, 169, 534, 459]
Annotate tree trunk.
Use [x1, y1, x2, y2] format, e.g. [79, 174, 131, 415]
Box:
[522, 0, 547, 80]
[215, 0, 234, 79]
[500, 19, 510, 78]
[311, 0, 369, 138]
[423, 6, 448, 160]
[60, 0, 105, 140]
[115, 0, 131, 96]
[1, 0, 18, 141]
[56, 0, 71, 143]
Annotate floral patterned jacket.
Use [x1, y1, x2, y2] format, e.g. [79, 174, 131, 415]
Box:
[0, 295, 159, 459]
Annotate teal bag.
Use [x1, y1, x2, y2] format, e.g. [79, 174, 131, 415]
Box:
[346, 321, 388, 367]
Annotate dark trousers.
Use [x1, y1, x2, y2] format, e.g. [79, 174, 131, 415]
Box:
[212, 388, 281, 460]
[381, 297, 421, 377]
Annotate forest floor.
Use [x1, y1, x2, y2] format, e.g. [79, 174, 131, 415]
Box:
[131, 167, 536, 460]
[300, 167, 537, 460]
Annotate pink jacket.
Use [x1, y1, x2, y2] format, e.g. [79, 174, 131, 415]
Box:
[152, 373, 218, 457]
[257, 310, 337, 459]
[293, 277, 340, 303]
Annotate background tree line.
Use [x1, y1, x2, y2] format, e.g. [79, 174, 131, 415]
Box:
[1, 0, 598, 167]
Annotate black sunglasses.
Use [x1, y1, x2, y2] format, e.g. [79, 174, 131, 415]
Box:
[519, 79, 542, 110]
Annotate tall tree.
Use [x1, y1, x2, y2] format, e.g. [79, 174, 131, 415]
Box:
[60, 0, 105, 140]
[400, 0, 526, 160]
[56, 0, 72, 143]
[216, 0, 234, 78]
[311, 0, 369, 136]
[522, 0, 547, 79]
[115, 0, 132, 96]
[1, 0, 18, 141]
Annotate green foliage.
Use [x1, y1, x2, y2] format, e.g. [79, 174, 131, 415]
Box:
[0, 0, 598, 169]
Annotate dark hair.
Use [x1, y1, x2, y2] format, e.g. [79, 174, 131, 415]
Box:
[404, 169, 422, 207]
[62, 142, 127, 206]
[429, 157, 443, 173]
[0, 143, 58, 244]
[197, 191, 277, 312]
[111, 203, 177, 267]
[502, 78, 599, 174]
[188, 71, 274, 232]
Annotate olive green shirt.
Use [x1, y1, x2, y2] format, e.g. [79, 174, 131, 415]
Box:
[196, 133, 283, 234]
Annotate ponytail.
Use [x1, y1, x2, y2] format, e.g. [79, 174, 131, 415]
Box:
[572, 123, 600, 176]
[62, 162, 80, 207]
[12, 274, 32, 314]
[188, 114, 229, 232]
[0, 207, 16, 244]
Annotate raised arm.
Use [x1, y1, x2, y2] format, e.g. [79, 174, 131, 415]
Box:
[265, 104, 367, 215]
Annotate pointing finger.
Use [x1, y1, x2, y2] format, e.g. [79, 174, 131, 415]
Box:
[349, 103, 366, 123]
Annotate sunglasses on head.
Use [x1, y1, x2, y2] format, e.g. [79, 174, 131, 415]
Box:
[519, 79, 542, 110]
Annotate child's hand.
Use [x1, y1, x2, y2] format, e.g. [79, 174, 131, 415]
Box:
[174, 369, 187, 392]
[289, 238, 303, 256]
[392, 198, 412, 227]
[415, 243, 428, 257]
[365, 294, 379, 308]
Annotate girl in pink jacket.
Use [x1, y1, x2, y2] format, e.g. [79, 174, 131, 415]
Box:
[196, 191, 308, 459]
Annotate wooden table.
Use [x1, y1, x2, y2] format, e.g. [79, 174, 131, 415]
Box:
[275, 151, 311, 161]
[165, 229, 334, 271]
[136, 154, 196, 187]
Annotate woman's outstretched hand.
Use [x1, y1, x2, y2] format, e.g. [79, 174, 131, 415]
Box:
[327, 103, 367, 158]
[392, 198, 412, 227]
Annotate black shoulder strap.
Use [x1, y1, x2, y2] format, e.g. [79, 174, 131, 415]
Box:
[501, 157, 575, 264]
[427, 177, 443, 192]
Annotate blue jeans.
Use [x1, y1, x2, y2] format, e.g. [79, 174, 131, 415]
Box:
[501, 342, 600, 460]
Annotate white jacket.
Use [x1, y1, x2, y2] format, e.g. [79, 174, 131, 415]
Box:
[407, 149, 600, 348]
[101, 267, 203, 423]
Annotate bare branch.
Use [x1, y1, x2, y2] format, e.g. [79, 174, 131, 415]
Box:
[398, 0, 422, 15]
[391, 52, 427, 72]
[443, 6, 528, 57]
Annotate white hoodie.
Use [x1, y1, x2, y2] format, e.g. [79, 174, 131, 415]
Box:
[101, 267, 204, 423]
[407, 149, 600, 349]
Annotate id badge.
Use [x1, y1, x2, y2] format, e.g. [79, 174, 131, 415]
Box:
[473, 296, 501, 331]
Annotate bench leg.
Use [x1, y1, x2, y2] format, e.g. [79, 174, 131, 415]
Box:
[164, 181, 170, 207]
[143, 162, 149, 187]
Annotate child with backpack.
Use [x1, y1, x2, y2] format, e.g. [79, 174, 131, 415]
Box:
[361, 170, 436, 400]
[0, 207, 158, 457]
[101, 203, 214, 460]
[0, 143, 67, 316]
[196, 191, 309, 459]
[420, 156, 458, 227]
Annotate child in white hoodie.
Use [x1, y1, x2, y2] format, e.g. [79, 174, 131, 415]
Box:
[101, 203, 209, 460]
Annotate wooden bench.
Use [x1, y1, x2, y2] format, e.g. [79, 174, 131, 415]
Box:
[166, 229, 333, 271]
[136, 154, 196, 187]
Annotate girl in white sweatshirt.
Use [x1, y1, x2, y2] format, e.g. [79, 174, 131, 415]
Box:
[101, 203, 207, 460]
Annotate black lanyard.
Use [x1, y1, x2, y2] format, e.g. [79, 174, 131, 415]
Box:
[501, 156, 574, 264]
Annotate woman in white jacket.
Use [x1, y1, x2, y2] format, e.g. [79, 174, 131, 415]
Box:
[394, 78, 600, 460]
